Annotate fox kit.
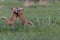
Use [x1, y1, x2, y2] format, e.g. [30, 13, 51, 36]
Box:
[0, 7, 34, 26]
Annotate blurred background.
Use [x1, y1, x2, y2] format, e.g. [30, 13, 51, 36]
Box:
[0, 0, 60, 40]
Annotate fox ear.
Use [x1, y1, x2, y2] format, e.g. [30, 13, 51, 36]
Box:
[20, 8, 23, 11]
[11, 8, 13, 10]
[11, 8, 16, 11]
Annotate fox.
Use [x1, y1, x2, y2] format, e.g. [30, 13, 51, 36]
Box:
[0, 7, 34, 26]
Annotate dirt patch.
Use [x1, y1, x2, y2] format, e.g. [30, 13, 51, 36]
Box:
[24, 1, 34, 8]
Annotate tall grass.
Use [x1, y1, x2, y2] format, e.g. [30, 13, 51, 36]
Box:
[0, 0, 60, 40]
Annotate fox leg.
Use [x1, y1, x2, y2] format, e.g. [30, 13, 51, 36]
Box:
[7, 13, 17, 26]
[18, 12, 34, 26]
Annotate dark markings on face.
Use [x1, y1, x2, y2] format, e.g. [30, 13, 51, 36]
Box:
[14, 8, 20, 14]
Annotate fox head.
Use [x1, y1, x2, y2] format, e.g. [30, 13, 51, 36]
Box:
[12, 7, 23, 14]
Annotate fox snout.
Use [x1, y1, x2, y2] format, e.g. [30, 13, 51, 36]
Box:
[14, 9, 20, 14]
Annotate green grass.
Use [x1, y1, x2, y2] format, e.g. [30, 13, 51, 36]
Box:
[0, 0, 60, 40]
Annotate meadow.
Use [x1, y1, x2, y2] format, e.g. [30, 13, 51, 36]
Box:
[0, 0, 60, 40]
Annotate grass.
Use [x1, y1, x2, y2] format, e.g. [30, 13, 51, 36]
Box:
[0, 0, 60, 40]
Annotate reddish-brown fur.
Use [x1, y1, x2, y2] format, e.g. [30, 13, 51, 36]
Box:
[18, 11, 33, 26]
[7, 13, 16, 25]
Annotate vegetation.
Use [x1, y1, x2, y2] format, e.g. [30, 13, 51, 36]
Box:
[0, 0, 60, 40]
